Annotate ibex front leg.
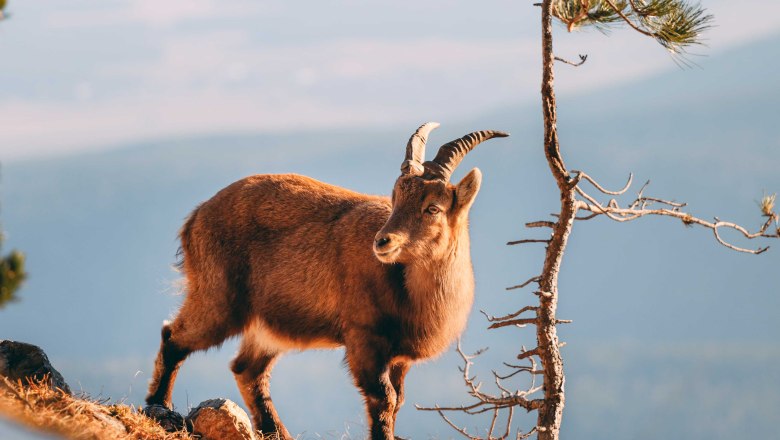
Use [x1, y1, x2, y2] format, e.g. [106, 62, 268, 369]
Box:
[389, 360, 410, 426]
[346, 334, 397, 440]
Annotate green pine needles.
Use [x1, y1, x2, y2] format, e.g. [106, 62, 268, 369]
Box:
[552, 0, 712, 53]
[0, 231, 26, 309]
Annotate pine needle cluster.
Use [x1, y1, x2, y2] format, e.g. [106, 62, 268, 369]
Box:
[0, 234, 26, 309]
[552, 0, 712, 53]
[759, 193, 778, 234]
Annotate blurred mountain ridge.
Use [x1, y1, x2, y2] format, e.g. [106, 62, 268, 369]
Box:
[1, 32, 778, 440]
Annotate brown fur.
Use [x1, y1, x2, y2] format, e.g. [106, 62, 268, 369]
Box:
[146, 162, 485, 439]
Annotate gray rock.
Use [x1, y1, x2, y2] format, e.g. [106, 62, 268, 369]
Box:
[142, 404, 186, 432]
[93, 408, 129, 434]
[0, 340, 71, 394]
[186, 398, 256, 440]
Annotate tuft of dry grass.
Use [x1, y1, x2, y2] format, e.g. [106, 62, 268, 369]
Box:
[0, 377, 192, 440]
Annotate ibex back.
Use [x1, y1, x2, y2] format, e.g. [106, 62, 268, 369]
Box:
[146, 123, 509, 439]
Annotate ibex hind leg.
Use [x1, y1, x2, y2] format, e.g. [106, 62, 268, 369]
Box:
[231, 344, 292, 440]
[146, 301, 238, 408]
[145, 321, 190, 408]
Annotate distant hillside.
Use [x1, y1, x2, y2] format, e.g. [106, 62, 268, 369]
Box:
[1, 34, 778, 440]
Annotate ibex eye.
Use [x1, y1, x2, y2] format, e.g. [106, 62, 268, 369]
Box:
[426, 205, 441, 215]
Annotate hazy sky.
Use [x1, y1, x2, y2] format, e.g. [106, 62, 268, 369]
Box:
[1, 3, 779, 438]
[1, 0, 779, 161]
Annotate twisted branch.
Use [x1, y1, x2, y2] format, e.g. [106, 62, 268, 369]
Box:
[417, 341, 544, 439]
[506, 276, 542, 291]
[572, 171, 779, 254]
[554, 54, 588, 67]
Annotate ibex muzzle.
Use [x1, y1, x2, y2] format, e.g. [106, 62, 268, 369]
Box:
[145, 122, 509, 440]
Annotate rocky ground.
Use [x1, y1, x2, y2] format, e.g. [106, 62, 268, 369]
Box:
[0, 340, 270, 440]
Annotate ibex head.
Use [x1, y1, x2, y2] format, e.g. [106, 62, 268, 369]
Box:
[373, 123, 509, 264]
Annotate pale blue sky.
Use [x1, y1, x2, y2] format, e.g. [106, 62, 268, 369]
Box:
[1, 0, 778, 160]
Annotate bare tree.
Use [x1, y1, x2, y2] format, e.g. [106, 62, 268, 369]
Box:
[418, 1, 779, 439]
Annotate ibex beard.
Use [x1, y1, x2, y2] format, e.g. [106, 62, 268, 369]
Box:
[145, 122, 509, 440]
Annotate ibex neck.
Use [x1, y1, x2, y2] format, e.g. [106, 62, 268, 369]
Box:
[404, 233, 475, 311]
[409, 236, 471, 280]
[401, 235, 475, 358]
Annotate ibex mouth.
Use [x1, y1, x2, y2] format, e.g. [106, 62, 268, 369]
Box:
[374, 246, 401, 263]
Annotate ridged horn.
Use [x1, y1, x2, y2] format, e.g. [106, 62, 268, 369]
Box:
[401, 122, 440, 176]
[423, 130, 510, 181]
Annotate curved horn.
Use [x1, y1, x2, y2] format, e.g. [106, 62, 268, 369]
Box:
[401, 122, 440, 176]
[423, 130, 510, 181]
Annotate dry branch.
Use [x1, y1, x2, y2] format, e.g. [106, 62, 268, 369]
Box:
[553, 54, 588, 66]
[506, 277, 542, 291]
[507, 239, 551, 246]
[482, 306, 538, 323]
[573, 173, 779, 254]
[526, 221, 556, 229]
[417, 342, 543, 439]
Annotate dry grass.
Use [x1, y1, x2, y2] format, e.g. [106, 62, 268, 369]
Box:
[0, 377, 192, 440]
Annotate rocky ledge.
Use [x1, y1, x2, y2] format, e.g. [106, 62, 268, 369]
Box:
[0, 339, 263, 440]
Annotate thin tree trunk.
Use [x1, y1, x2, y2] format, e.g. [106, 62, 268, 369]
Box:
[536, 1, 577, 438]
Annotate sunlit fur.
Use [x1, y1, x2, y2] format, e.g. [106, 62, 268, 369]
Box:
[146, 166, 484, 440]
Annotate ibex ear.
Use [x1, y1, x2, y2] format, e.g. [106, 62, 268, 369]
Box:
[454, 168, 482, 214]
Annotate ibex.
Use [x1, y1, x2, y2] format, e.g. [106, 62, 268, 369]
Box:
[145, 123, 509, 439]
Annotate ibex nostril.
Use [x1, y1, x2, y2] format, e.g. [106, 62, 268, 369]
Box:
[376, 237, 391, 248]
